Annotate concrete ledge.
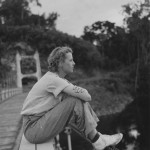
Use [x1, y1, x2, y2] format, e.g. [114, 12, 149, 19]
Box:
[13, 121, 55, 150]
[13, 119, 23, 150]
[19, 134, 55, 150]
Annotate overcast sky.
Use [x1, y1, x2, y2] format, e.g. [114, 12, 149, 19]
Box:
[30, 0, 143, 37]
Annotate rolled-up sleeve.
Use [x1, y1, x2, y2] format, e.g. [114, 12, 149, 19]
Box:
[47, 77, 70, 98]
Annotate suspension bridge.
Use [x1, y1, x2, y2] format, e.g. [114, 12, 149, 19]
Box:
[0, 47, 50, 150]
[0, 47, 72, 150]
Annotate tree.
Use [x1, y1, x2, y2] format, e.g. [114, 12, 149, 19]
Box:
[122, 2, 150, 91]
[82, 1, 150, 73]
[0, 0, 32, 25]
[0, 0, 59, 28]
[82, 20, 129, 69]
[82, 21, 117, 46]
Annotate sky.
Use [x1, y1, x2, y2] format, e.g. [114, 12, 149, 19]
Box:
[30, 0, 143, 37]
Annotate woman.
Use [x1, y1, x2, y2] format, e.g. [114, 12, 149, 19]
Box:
[21, 46, 123, 150]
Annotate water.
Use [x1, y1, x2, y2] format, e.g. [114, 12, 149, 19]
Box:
[59, 99, 149, 150]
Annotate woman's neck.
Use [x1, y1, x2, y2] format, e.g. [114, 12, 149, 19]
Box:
[55, 70, 66, 78]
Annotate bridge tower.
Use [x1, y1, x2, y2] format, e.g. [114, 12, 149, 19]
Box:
[15, 44, 41, 88]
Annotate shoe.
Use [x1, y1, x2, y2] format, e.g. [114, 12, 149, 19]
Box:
[92, 133, 123, 150]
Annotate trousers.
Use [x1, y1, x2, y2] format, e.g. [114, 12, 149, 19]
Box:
[22, 95, 99, 144]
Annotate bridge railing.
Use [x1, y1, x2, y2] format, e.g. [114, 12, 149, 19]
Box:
[0, 71, 22, 103]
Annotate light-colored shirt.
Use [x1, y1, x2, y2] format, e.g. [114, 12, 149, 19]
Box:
[21, 71, 70, 115]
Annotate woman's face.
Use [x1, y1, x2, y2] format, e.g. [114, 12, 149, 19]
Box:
[60, 52, 75, 74]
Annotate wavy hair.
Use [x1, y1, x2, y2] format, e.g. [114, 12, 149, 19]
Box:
[47, 46, 73, 72]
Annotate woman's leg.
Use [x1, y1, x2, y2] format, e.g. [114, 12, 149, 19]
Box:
[23, 96, 96, 144]
[67, 101, 99, 140]
[67, 101, 123, 150]
[23, 95, 123, 148]
[84, 102, 99, 136]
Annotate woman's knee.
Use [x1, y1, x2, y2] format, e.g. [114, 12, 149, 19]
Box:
[63, 95, 84, 108]
[63, 95, 82, 102]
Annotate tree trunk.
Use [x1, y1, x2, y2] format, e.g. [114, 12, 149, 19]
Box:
[135, 41, 140, 92]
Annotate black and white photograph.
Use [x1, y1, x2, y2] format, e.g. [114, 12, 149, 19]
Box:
[0, 0, 149, 150]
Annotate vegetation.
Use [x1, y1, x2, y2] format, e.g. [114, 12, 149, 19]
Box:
[76, 76, 133, 116]
[0, 0, 101, 77]
[0, 0, 149, 150]
[82, 1, 150, 91]
[74, 2, 149, 150]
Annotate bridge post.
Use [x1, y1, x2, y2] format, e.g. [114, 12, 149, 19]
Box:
[16, 51, 22, 88]
[34, 51, 42, 81]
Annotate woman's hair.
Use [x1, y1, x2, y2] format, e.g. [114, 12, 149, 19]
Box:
[47, 46, 73, 72]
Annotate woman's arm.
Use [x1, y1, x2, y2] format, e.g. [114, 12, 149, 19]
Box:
[63, 84, 91, 101]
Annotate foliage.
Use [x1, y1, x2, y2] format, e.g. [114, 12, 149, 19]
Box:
[0, 0, 58, 28]
[0, 26, 101, 74]
[21, 58, 36, 74]
[122, 2, 150, 65]
[0, 0, 101, 76]
[75, 75, 133, 117]
[82, 1, 150, 70]
[135, 63, 150, 149]
[82, 1, 150, 94]
[0, 0, 58, 77]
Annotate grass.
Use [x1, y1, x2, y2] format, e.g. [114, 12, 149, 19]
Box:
[75, 74, 133, 117]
